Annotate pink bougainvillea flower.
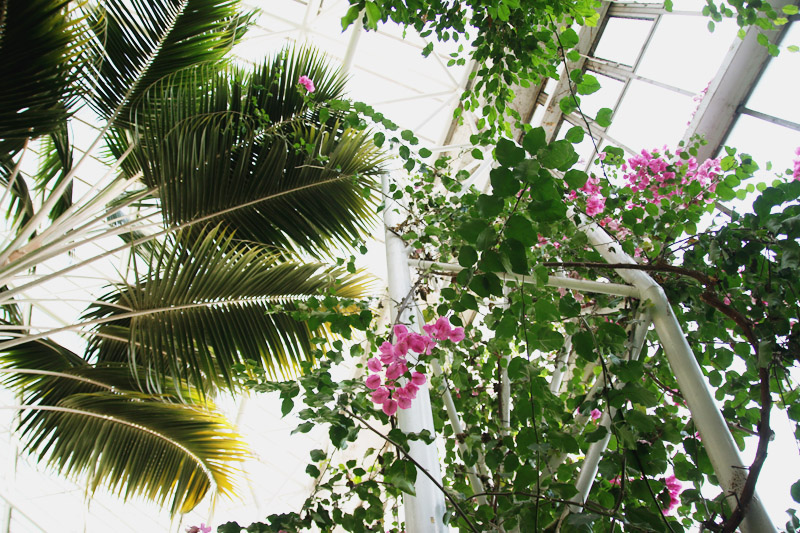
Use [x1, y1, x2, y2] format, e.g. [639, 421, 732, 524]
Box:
[371, 387, 390, 404]
[411, 371, 427, 386]
[590, 408, 602, 421]
[723, 294, 732, 306]
[385, 361, 408, 381]
[662, 475, 684, 515]
[367, 357, 382, 373]
[793, 146, 800, 180]
[365, 373, 382, 389]
[383, 399, 399, 416]
[185, 525, 211, 533]
[449, 326, 465, 343]
[585, 194, 606, 216]
[404, 382, 419, 399]
[298, 75, 315, 93]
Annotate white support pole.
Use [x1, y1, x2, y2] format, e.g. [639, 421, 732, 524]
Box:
[383, 174, 448, 533]
[409, 259, 639, 298]
[577, 215, 776, 532]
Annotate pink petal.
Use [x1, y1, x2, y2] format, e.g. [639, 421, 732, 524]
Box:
[367, 357, 383, 373]
[411, 371, 426, 386]
[371, 387, 390, 404]
[382, 399, 398, 416]
[365, 374, 381, 389]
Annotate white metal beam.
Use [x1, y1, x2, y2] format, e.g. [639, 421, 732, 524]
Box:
[682, 0, 795, 161]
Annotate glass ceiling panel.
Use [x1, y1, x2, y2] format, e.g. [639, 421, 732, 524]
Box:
[723, 113, 800, 185]
[636, 15, 739, 94]
[592, 17, 653, 66]
[577, 71, 625, 117]
[746, 21, 800, 125]
[607, 79, 695, 149]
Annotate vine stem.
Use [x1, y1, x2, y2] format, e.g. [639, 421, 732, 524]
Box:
[344, 408, 480, 533]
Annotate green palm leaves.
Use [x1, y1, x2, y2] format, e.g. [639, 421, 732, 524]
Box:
[1, 338, 247, 515]
[0, 0, 383, 516]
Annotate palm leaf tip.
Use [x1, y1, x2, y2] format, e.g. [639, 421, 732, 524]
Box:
[23, 393, 248, 515]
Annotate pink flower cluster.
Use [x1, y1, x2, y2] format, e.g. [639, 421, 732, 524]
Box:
[567, 173, 605, 216]
[623, 149, 721, 206]
[367, 317, 465, 416]
[662, 474, 684, 515]
[298, 75, 315, 93]
[185, 525, 211, 533]
[793, 147, 800, 180]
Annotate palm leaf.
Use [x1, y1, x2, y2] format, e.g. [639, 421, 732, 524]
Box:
[83, 226, 372, 392]
[84, 0, 255, 124]
[36, 121, 74, 221]
[0, 0, 87, 159]
[0, 337, 248, 515]
[130, 50, 385, 258]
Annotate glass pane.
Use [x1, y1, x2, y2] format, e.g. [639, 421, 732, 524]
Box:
[637, 15, 739, 94]
[593, 17, 654, 67]
[576, 71, 625, 117]
[607, 80, 695, 150]
[746, 22, 800, 126]
[723, 114, 800, 187]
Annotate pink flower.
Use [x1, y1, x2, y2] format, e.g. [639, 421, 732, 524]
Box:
[382, 399, 398, 416]
[411, 371, 427, 386]
[367, 357, 382, 373]
[662, 475, 684, 515]
[298, 75, 315, 93]
[793, 146, 800, 180]
[585, 195, 606, 216]
[396, 394, 412, 409]
[403, 382, 419, 399]
[723, 294, 731, 306]
[385, 361, 407, 381]
[185, 525, 211, 533]
[590, 408, 601, 421]
[371, 387, 390, 404]
[365, 374, 382, 389]
[449, 327, 465, 342]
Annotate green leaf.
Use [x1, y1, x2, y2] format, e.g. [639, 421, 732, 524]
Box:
[458, 220, 487, 244]
[472, 147, 485, 160]
[505, 214, 536, 245]
[791, 479, 800, 503]
[572, 330, 595, 360]
[523, 127, 546, 155]
[458, 245, 479, 268]
[565, 126, 585, 143]
[539, 140, 577, 170]
[477, 194, 504, 218]
[564, 169, 588, 189]
[783, 4, 799, 14]
[560, 28, 580, 48]
[496, 138, 526, 166]
[559, 95, 579, 115]
[577, 74, 601, 95]
[595, 107, 613, 127]
[364, 1, 381, 29]
[490, 167, 521, 197]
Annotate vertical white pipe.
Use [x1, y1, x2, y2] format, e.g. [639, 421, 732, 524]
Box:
[383, 173, 447, 533]
[577, 215, 776, 532]
[341, 15, 364, 75]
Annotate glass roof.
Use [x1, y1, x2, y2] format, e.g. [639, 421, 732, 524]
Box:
[1, 1, 798, 531]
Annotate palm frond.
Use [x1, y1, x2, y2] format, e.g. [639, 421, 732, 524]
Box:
[84, 0, 255, 124]
[0, 337, 248, 515]
[131, 50, 386, 258]
[0, 0, 87, 158]
[83, 226, 372, 391]
[36, 121, 74, 221]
